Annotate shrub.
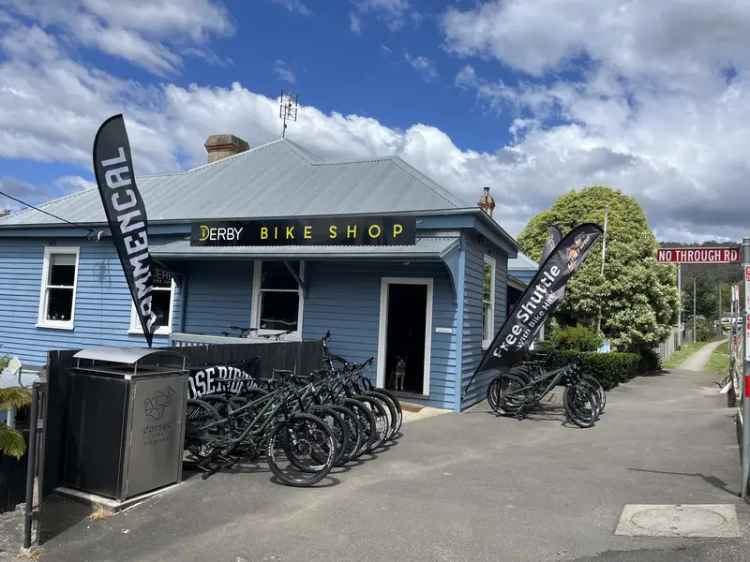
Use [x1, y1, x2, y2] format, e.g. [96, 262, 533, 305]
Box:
[549, 325, 603, 352]
[542, 350, 640, 390]
[638, 348, 662, 373]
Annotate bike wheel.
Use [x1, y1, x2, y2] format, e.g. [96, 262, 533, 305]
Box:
[328, 404, 360, 464]
[184, 399, 227, 463]
[343, 398, 376, 459]
[581, 374, 606, 413]
[365, 390, 398, 441]
[267, 413, 336, 487]
[492, 373, 530, 416]
[310, 406, 349, 467]
[354, 394, 388, 451]
[371, 388, 403, 435]
[564, 381, 600, 428]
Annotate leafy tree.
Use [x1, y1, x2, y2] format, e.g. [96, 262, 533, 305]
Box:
[518, 186, 678, 351]
[0, 355, 31, 459]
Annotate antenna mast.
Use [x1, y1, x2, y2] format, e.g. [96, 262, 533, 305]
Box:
[279, 90, 298, 139]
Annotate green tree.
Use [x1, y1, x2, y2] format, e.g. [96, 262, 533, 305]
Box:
[518, 186, 679, 351]
[0, 387, 31, 458]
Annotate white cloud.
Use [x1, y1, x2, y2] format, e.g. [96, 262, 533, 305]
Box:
[55, 176, 96, 191]
[404, 52, 437, 82]
[443, 0, 750, 241]
[272, 59, 296, 84]
[1, 5, 749, 241]
[1, 0, 233, 75]
[271, 0, 312, 16]
[351, 0, 414, 32]
[349, 12, 362, 34]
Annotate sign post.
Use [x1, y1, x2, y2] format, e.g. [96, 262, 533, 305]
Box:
[742, 238, 750, 500]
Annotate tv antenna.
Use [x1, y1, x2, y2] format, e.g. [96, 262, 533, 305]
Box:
[279, 90, 298, 138]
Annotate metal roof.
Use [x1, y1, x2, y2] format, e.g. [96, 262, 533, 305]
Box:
[151, 235, 460, 260]
[73, 347, 184, 365]
[509, 252, 538, 271]
[0, 139, 472, 227]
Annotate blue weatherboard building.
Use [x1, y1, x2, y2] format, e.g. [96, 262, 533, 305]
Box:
[0, 135, 536, 411]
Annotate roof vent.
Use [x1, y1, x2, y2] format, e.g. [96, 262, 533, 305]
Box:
[204, 134, 250, 163]
[478, 186, 496, 218]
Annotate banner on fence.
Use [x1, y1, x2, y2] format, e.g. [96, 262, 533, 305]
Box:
[188, 364, 257, 399]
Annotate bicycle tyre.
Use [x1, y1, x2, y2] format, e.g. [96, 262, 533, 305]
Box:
[365, 390, 398, 440]
[267, 413, 336, 487]
[369, 388, 402, 436]
[492, 373, 529, 416]
[563, 381, 600, 428]
[343, 398, 377, 459]
[354, 394, 388, 451]
[310, 405, 349, 467]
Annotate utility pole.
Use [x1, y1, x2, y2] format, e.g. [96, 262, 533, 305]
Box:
[677, 264, 682, 347]
[693, 277, 697, 344]
[741, 238, 750, 500]
[597, 205, 609, 335]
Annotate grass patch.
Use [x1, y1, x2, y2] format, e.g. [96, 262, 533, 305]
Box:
[705, 340, 730, 376]
[663, 341, 709, 369]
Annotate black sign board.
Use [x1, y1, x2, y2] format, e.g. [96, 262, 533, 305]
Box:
[191, 216, 417, 246]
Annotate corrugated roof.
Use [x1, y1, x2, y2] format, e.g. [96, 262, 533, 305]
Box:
[151, 235, 460, 260]
[509, 252, 538, 271]
[0, 139, 472, 227]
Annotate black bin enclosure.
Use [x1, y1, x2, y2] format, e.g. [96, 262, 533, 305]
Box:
[63, 347, 188, 501]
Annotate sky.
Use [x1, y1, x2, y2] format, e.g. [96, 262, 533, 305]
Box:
[0, 0, 748, 242]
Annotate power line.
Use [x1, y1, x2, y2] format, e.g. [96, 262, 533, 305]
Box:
[0, 189, 94, 234]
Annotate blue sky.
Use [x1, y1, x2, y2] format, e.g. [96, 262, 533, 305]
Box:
[1, 0, 749, 241]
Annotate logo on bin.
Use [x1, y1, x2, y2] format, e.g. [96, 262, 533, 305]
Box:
[144, 386, 176, 421]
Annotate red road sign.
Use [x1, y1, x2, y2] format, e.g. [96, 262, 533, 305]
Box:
[657, 246, 740, 264]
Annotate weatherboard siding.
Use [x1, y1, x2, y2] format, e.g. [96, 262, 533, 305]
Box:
[0, 237, 182, 365]
[182, 261, 253, 336]
[461, 234, 509, 410]
[302, 261, 459, 410]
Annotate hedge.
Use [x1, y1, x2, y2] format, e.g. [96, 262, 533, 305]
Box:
[542, 350, 650, 390]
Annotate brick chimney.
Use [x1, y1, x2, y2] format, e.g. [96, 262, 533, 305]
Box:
[204, 134, 250, 163]
[478, 186, 496, 218]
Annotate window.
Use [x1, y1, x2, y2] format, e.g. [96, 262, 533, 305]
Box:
[251, 261, 304, 339]
[130, 269, 175, 335]
[38, 247, 79, 330]
[482, 255, 496, 349]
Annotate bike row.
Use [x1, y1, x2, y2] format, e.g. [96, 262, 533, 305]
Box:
[486, 355, 606, 427]
[183, 334, 403, 487]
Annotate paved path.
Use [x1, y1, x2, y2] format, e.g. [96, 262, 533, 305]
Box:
[23, 368, 749, 562]
[680, 339, 727, 371]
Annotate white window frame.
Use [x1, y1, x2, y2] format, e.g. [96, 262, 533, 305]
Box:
[376, 277, 434, 396]
[482, 254, 496, 350]
[37, 246, 80, 331]
[250, 260, 304, 341]
[129, 278, 177, 336]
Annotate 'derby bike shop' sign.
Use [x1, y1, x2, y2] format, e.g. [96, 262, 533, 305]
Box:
[657, 246, 740, 264]
[191, 215, 416, 246]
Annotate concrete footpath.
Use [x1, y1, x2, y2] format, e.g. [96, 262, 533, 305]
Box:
[17, 367, 750, 561]
[680, 339, 727, 372]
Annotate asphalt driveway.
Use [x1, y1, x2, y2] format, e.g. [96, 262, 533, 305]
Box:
[32, 368, 750, 561]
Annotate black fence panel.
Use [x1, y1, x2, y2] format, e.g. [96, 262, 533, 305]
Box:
[0, 437, 27, 513]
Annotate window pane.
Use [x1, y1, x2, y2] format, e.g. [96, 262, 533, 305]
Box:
[153, 269, 172, 289]
[261, 261, 298, 290]
[259, 291, 299, 331]
[46, 288, 74, 321]
[152, 289, 171, 329]
[49, 254, 76, 286]
[483, 301, 492, 341]
[482, 263, 493, 301]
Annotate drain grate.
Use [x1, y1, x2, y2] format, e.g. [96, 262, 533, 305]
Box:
[615, 504, 740, 538]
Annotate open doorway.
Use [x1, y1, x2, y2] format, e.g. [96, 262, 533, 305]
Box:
[377, 278, 433, 396]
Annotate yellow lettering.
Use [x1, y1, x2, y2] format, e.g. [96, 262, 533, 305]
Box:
[347, 225, 357, 239]
[273, 226, 279, 240]
[304, 225, 312, 240]
[393, 224, 404, 239]
[329, 225, 338, 239]
[368, 224, 382, 239]
[260, 226, 268, 240]
[286, 226, 295, 239]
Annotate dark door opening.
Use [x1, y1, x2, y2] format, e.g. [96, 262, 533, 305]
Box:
[384, 283, 427, 395]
